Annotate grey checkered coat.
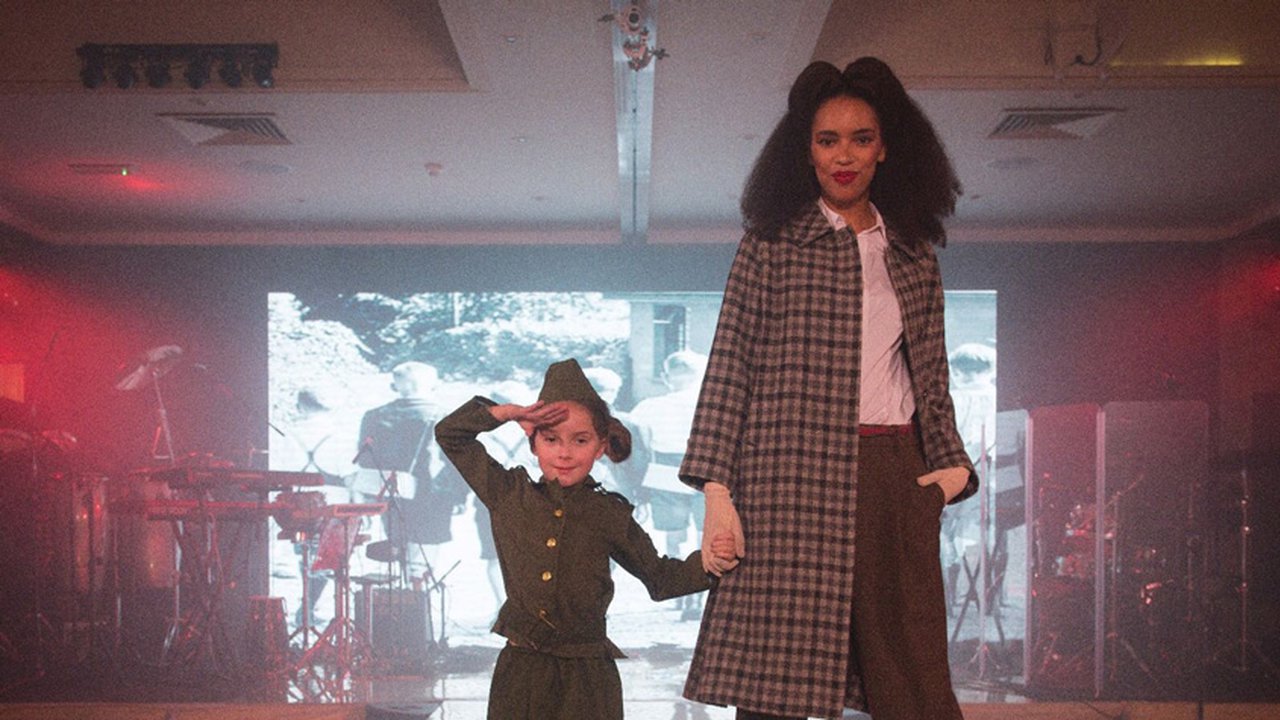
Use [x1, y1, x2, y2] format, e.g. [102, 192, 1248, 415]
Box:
[680, 203, 977, 718]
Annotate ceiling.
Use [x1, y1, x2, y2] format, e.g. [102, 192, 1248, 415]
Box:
[1, 0, 1278, 247]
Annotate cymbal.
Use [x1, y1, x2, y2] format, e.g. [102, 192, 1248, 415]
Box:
[115, 345, 183, 391]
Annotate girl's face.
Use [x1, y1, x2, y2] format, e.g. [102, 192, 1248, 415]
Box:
[532, 401, 606, 487]
[809, 95, 886, 226]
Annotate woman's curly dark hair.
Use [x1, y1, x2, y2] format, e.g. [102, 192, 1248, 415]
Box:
[740, 57, 961, 245]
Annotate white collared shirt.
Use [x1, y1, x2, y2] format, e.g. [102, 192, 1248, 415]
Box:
[818, 199, 915, 425]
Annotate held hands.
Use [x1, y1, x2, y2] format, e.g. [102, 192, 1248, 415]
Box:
[916, 466, 970, 504]
[488, 400, 568, 436]
[701, 482, 745, 577]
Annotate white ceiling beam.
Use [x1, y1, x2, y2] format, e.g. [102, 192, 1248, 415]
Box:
[610, 0, 659, 244]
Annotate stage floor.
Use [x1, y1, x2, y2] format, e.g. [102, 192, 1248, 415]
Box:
[3, 644, 1279, 720]
[1, 700, 1279, 720]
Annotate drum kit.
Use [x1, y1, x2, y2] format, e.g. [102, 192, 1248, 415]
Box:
[1028, 485, 1187, 693]
[1027, 456, 1280, 700]
[0, 346, 400, 701]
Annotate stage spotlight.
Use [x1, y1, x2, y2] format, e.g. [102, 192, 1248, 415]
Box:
[250, 59, 274, 88]
[76, 45, 107, 88]
[218, 56, 243, 87]
[80, 61, 106, 89]
[184, 55, 211, 89]
[112, 61, 137, 89]
[145, 60, 171, 89]
[77, 43, 276, 91]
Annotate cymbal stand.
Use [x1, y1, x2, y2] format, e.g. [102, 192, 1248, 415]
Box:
[290, 529, 318, 650]
[1098, 484, 1164, 698]
[424, 559, 460, 653]
[291, 515, 373, 702]
[1211, 457, 1280, 680]
[149, 369, 176, 466]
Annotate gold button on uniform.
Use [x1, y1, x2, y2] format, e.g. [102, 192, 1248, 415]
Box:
[554, 509, 564, 518]
[541, 571, 553, 582]
[546, 537, 557, 548]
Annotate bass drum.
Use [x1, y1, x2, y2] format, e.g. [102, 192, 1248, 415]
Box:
[113, 473, 177, 589]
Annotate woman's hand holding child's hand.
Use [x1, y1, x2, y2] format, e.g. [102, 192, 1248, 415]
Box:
[701, 482, 745, 577]
[708, 533, 739, 566]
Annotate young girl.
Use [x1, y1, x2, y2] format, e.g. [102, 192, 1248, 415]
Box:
[434, 358, 732, 720]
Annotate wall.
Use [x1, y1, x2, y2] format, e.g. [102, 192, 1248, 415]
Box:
[1, 233, 1257, 473]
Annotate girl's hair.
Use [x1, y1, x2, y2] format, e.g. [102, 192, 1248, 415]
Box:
[740, 57, 961, 245]
[530, 399, 632, 463]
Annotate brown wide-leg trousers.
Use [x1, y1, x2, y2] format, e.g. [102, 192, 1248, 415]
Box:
[848, 431, 963, 720]
[736, 431, 964, 720]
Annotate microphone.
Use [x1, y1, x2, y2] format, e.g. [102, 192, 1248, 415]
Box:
[352, 437, 373, 463]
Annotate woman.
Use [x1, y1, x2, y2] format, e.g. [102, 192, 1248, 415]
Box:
[680, 57, 979, 720]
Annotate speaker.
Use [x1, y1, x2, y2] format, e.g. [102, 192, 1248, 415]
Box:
[356, 587, 434, 674]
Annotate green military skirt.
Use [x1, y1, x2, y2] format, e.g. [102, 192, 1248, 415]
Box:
[488, 644, 623, 719]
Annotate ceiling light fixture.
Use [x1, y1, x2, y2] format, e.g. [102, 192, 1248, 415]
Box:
[599, 3, 667, 71]
[144, 58, 171, 89]
[183, 54, 211, 89]
[76, 46, 106, 88]
[75, 43, 278, 91]
[249, 58, 274, 88]
[112, 61, 138, 90]
[217, 54, 243, 88]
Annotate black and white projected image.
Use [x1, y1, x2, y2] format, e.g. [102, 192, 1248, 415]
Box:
[266, 289, 1004, 681]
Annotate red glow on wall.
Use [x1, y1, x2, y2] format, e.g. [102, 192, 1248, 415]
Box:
[1266, 255, 1280, 295]
[121, 175, 164, 192]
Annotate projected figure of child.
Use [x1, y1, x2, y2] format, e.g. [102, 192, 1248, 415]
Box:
[434, 358, 736, 720]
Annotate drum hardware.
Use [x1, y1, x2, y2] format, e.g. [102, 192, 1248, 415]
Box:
[0, 426, 90, 685]
[114, 345, 183, 465]
[951, 425, 1011, 682]
[154, 494, 241, 675]
[287, 502, 387, 701]
[117, 476, 271, 674]
[245, 595, 290, 699]
[1208, 455, 1280, 681]
[1097, 480, 1176, 698]
[1028, 575, 1093, 691]
[355, 464, 452, 656]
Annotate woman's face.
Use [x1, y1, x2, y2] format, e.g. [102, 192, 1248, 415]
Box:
[531, 401, 606, 487]
[809, 95, 886, 225]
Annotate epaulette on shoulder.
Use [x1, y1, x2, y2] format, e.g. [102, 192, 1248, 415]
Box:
[593, 484, 635, 511]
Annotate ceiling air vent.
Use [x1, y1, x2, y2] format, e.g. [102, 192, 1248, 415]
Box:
[158, 112, 292, 146]
[989, 107, 1122, 140]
